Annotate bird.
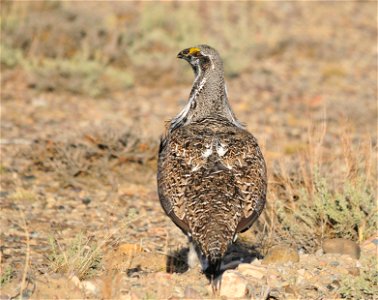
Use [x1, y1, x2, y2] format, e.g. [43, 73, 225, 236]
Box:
[157, 45, 267, 286]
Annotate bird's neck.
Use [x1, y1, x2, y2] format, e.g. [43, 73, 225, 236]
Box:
[170, 67, 242, 131]
[190, 68, 226, 112]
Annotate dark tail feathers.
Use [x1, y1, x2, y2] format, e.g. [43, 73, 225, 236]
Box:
[205, 257, 222, 294]
[205, 257, 222, 278]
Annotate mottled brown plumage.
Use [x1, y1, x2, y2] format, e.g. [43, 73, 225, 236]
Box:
[157, 45, 267, 279]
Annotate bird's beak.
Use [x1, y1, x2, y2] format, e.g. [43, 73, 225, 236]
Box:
[177, 51, 185, 59]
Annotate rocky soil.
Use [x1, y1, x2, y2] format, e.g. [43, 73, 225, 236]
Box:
[1, 71, 377, 298]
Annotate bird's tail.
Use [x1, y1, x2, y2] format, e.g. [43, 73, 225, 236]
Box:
[205, 256, 222, 277]
[205, 257, 222, 294]
[202, 230, 229, 278]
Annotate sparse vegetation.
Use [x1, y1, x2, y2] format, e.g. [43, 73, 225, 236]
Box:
[24, 57, 134, 96]
[0, 1, 277, 96]
[339, 255, 378, 299]
[252, 122, 377, 257]
[0, 266, 15, 288]
[275, 169, 376, 250]
[0, 44, 24, 68]
[9, 188, 38, 202]
[47, 233, 102, 280]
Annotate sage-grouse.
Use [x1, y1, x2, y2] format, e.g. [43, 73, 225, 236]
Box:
[157, 45, 267, 280]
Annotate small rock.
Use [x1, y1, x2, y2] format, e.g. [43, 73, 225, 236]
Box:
[174, 286, 184, 298]
[360, 235, 378, 257]
[295, 269, 314, 286]
[262, 245, 299, 265]
[298, 248, 305, 255]
[32, 97, 48, 107]
[315, 249, 323, 256]
[120, 292, 140, 300]
[220, 270, 250, 298]
[70, 275, 81, 287]
[237, 263, 266, 279]
[295, 274, 305, 286]
[46, 196, 57, 209]
[326, 280, 341, 291]
[81, 280, 99, 295]
[329, 261, 339, 267]
[184, 286, 202, 298]
[81, 197, 91, 205]
[22, 175, 36, 181]
[322, 238, 360, 259]
[153, 272, 172, 283]
[297, 269, 305, 276]
[347, 267, 360, 276]
[334, 267, 349, 275]
[267, 274, 283, 289]
[0, 191, 9, 198]
[283, 284, 297, 295]
[70, 275, 99, 295]
[318, 260, 327, 267]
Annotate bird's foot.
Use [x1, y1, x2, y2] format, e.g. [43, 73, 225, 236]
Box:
[210, 274, 221, 296]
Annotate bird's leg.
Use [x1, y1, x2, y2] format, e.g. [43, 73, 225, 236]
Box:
[211, 274, 217, 295]
[187, 238, 209, 271]
[206, 258, 222, 295]
[187, 240, 200, 269]
[211, 274, 222, 295]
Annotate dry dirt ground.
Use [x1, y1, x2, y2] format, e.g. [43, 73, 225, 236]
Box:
[1, 2, 377, 299]
[1, 68, 376, 298]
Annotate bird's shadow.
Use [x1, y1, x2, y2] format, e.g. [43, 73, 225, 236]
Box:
[166, 247, 189, 274]
[165, 240, 263, 274]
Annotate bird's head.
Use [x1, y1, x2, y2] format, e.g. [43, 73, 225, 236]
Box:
[177, 44, 221, 73]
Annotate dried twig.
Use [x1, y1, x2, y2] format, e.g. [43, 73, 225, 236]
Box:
[19, 210, 31, 300]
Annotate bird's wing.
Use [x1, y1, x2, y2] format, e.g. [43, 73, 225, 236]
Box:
[216, 129, 267, 233]
[157, 126, 213, 234]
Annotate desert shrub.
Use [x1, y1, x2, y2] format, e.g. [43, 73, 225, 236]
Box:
[24, 57, 133, 96]
[275, 170, 376, 250]
[259, 123, 377, 252]
[0, 44, 24, 68]
[339, 255, 378, 299]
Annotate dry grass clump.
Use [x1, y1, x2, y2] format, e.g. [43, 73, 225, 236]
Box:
[47, 233, 102, 280]
[8, 188, 38, 203]
[260, 122, 376, 252]
[46, 207, 144, 283]
[20, 126, 158, 188]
